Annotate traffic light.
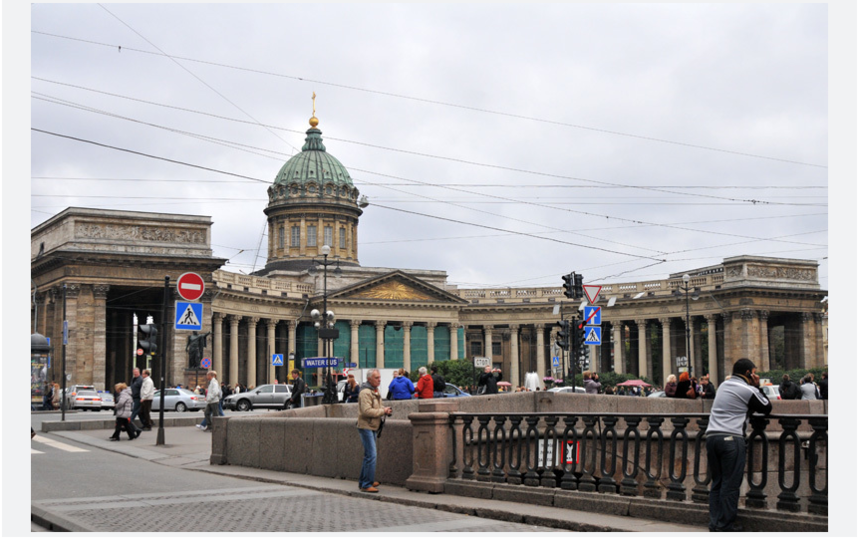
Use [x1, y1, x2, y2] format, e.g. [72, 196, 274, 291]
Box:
[556, 320, 570, 351]
[577, 329, 589, 368]
[138, 324, 158, 356]
[562, 273, 575, 299]
[573, 273, 584, 299]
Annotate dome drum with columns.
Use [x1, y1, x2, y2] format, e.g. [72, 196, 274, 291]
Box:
[262, 115, 363, 275]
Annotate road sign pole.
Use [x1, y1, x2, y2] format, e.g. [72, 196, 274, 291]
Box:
[156, 276, 169, 446]
[61, 284, 67, 422]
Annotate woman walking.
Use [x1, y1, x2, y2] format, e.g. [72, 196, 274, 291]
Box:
[110, 383, 140, 441]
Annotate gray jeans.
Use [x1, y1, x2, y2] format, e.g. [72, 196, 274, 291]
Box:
[204, 402, 220, 429]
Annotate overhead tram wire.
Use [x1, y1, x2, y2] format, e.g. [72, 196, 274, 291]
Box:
[31, 83, 820, 207]
[94, 5, 301, 156]
[31, 31, 827, 170]
[31, 127, 827, 251]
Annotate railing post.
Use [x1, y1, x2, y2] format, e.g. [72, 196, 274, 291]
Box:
[643, 416, 665, 499]
[598, 415, 619, 494]
[405, 400, 460, 493]
[666, 415, 690, 501]
[745, 415, 770, 509]
[523, 415, 541, 487]
[462, 416, 476, 480]
[541, 416, 560, 487]
[620, 416, 642, 496]
[449, 414, 462, 479]
[578, 415, 599, 492]
[476, 415, 492, 482]
[560, 415, 579, 491]
[691, 416, 710, 504]
[777, 417, 802, 512]
[807, 416, 828, 516]
[507, 415, 524, 486]
[491, 415, 508, 483]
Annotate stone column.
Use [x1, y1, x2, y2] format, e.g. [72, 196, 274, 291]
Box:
[247, 317, 259, 387]
[721, 311, 734, 377]
[92, 284, 110, 390]
[759, 311, 770, 372]
[287, 320, 297, 372]
[535, 323, 546, 382]
[449, 323, 459, 360]
[213, 313, 224, 376]
[228, 315, 241, 386]
[612, 322, 623, 374]
[405, 400, 459, 493]
[660, 317, 672, 386]
[635, 319, 648, 379]
[509, 324, 520, 387]
[800, 312, 813, 369]
[427, 322, 436, 364]
[350, 320, 361, 368]
[813, 313, 824, 369]
[402, 321, 413, 372]
[375, 320, 386, 368]
[267, 319, 278, 383]
[706, 315, 719, 385]
[484, 325, 494, 362]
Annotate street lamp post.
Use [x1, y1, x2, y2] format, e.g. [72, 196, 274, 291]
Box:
[309, 245, 342, 404]
[674, 274, 700, 376]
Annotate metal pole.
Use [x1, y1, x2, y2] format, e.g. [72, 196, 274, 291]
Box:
[61, 284, 67, 422]
[685, 288, 692, 376]
[156, 276, 169, 446]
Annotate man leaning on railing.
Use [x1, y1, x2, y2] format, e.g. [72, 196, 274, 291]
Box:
[705, 358, 772, 532]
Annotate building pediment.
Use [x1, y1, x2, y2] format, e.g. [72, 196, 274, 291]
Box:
[328, 271, 468, 304]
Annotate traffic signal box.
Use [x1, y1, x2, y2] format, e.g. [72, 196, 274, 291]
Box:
[556, 320, 570, 351]
[138, 324, 158, 356]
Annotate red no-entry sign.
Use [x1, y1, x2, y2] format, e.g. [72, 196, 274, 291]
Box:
[176, 272, 205, 301]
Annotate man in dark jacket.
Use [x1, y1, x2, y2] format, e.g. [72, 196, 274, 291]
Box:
[699, 375, 716, 399]
[129, 368, 143, 428]
[289, 369, 306, 408]
[778, 374, 800, 400]
[705, 358, 772, 532]
[478, 366, 498, 395]
[818, 372, 827, 400]
[431, 366, 446, 398]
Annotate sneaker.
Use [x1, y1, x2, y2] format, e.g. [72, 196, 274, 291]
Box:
[360, 487, 379, 493]
[372, 482, 380, 488]
[196, 424, 204, 430]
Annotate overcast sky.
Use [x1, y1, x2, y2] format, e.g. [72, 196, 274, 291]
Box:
[29, 3, 831, 290]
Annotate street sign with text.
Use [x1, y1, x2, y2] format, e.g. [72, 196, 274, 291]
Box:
[301, 357, 341, 368]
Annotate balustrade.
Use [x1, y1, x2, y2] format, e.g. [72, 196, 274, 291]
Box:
[448, 412, 826, 514]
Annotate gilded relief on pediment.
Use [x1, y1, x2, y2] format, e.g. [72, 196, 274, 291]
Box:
[352, 281, 434, 301]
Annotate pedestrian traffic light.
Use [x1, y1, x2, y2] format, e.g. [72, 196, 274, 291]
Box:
[556, 320, 570, 351]
[578, 337, 589, 368]
[573, 273, 584, 299]
[138, 324, 158, 356]
[562, 273, 575, 299]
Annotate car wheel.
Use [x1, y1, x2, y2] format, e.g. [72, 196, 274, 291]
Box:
[236, 399, 251, 412]
[175, 402, 187, 413]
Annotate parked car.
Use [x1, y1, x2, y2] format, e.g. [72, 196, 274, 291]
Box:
[547, 386, 586, 394]
[151, 388, 206, 412]
[98, 390, 115, 410]
[442, 383, 471, 398]
[223, 384, 293, 411]
[70, 389, 102, 411]
[647, 390, 667, 398]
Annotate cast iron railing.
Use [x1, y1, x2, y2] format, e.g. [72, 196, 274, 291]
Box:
[448, 413, 827, 515]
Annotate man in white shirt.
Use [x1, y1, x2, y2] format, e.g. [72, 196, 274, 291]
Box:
[139, 369, 156, 430]
[203, 370, 222, 432]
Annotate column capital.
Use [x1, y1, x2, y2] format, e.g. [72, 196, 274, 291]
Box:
[93, 284, 110, 300]
[228, 314, 242, 324]
[705, 313, 718, 323]
[535, 323, 545, 330]
[720, 311, 734, 322]
[265, 318, 279, 328]
[658, 317, 672, 325]
[287, 319, 297, 330]
[402, 321, 413, 329]
[740, 309, 756, 321]
[483, 324, 494, 331]
[247, 316, 260, 326]
[813, 312, 824, 324]
[634, 319, 647, 326]
[426, 321, 437, 329]
[759, 310, 770, 321]
[801, 312, 813, 322]
[509, 324, 520, 332]
[375, 320, 387, 328]
[64, 283, 81, 299]
[213, 312, 225, 323]
[350, 319, 362, 329]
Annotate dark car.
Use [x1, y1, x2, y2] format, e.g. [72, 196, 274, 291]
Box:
[223, 384, 293, 411]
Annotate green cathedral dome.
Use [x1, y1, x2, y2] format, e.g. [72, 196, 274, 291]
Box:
[272, 126, 354, 189]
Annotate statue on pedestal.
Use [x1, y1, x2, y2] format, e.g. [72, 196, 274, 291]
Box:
[186, 331, 211, 369]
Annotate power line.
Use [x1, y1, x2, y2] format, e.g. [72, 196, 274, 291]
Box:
[31, 31, 827, 169]
[32, 83, 813, 207]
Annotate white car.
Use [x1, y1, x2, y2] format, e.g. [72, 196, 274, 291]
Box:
[760, 385, 781, 401]
[547, 386, 586, 394]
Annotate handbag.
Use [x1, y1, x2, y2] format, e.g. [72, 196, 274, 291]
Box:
[376, 416, 385, 439]
[686, 386, 696, 399]
[477, 385, 487, 395]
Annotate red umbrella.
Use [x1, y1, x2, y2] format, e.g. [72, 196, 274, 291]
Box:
[615, 379, 651, 387]
[497, 381, 512, 387]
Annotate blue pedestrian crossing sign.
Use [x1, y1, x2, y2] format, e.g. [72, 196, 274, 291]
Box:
[272, 354, 284, 366]
[552, 356, 560, 368]
[584, 326, 602, 345]
[583, 306, 601, 326]
[175, 301, 203, 331]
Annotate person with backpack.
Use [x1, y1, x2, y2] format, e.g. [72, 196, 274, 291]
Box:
[431, 365, 446, 398]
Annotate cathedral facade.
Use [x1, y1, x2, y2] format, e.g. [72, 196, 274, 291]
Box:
[31, 118, 828, 391]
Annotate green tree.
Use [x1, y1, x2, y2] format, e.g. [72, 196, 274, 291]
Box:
[411, 359, 477, 389]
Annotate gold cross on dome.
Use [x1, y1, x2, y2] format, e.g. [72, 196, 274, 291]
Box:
[312, 92, 316, 116]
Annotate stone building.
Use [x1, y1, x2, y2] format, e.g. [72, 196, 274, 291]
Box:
[31, 116, 828, 392]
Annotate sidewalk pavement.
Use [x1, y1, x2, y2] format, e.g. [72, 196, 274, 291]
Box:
[39, 425, 707, 533]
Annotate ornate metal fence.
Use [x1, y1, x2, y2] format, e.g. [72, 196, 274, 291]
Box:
[448, 413, 827, 515]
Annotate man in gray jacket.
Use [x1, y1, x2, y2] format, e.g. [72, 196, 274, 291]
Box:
[203, 370, 222, 432]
